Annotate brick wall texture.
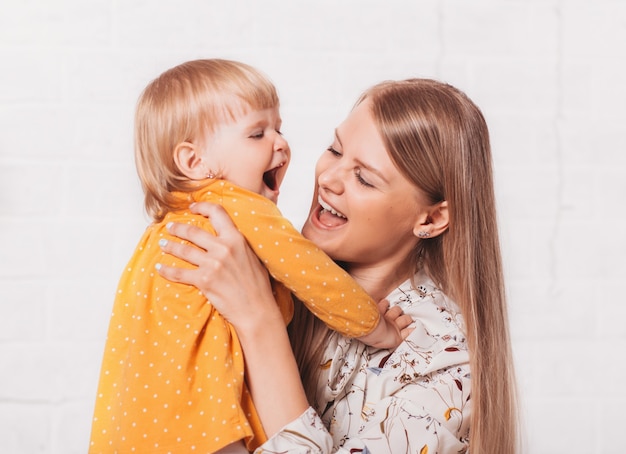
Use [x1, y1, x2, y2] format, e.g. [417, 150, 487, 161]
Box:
[1, 1, 624, 453]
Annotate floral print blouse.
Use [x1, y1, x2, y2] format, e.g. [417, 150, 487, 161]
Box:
[256, 270, 471, 453]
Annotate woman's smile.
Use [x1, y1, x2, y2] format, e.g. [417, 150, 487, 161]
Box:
[302, 99, 425, 271]
[317, 195, 347, 227]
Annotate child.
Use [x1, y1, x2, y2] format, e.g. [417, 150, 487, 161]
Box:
[89, 59, 400, 454]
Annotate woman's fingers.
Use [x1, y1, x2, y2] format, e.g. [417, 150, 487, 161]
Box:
[159, 234, 207, 267]
[165, 221, 213, 252]
[161, 202, 238, 266]
[189, 202, 239, 237]
[156, 201, 269, 313]
[156, 262, 200, 287]
[189, 202, 260, 267]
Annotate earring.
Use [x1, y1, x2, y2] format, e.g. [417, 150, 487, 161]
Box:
[206, 171, 215, 179]
[417, 231, 430, 238]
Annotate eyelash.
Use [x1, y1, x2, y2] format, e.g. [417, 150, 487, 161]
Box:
[355, 169, 373, 187]
[251, 129, 283, 139]
[327, 146, 341, 156]
[327, 146, 373, 188]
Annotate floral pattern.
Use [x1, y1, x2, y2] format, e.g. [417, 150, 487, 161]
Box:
[257, 270, 471, 453]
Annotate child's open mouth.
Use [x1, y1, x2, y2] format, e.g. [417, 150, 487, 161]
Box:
[263, 162, 284, 191]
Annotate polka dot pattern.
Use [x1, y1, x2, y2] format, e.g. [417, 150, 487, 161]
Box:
[215, 181, 379, 336]
[90, 180, 379, 452]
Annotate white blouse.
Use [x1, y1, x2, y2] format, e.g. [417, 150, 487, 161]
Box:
[257, 270, 471, 453]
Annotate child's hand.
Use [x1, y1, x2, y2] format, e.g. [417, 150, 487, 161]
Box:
[378, 298, 414, 342]
[357, 299, 414, 349]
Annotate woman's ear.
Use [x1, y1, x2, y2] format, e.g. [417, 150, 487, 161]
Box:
[173, 141, 209, 180]
[413, 201, 449, 239]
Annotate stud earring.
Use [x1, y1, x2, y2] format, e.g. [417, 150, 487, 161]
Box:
[206, 171, 215, 179]
[417, 231, 430, 238]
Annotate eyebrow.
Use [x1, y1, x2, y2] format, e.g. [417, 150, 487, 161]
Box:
[247, 119, 267, 129]
[335, 128, 390, 185]
[246, 115, 281, 131]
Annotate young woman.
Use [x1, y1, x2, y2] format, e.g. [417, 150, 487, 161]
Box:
[158, 78, 519, 453]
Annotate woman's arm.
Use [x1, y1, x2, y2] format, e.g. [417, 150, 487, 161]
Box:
[156, 202, 309, 437]
[155, 203, 417, 452]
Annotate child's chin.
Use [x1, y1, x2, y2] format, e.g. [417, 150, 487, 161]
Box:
[261, 187, 279, 203]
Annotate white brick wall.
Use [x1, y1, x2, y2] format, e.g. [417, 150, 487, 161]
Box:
[1, 1, 624, 453]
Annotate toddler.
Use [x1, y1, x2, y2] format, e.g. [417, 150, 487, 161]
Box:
[89, 59, 399, 454]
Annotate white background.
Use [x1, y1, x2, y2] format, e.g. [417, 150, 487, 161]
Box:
[1, 1, 625, 453]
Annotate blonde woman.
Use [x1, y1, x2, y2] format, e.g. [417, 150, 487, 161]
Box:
[159, 78, 519, 453]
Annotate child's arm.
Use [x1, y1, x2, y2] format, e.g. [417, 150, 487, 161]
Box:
[215, 182, 403, 348]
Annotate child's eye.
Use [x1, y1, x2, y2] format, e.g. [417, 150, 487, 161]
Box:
[276, 129, 283, 136]
[327, 146, 341, 157]
[355, 168, 373, 187]
[250, 131, 264, 139]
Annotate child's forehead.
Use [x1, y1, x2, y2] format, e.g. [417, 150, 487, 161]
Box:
[214, 97, 279, 122]
[199, 102, 280, 138]
[223, 98, 254, 116]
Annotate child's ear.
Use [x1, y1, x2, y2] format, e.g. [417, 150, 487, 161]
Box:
[173, 141, 208, 180]
[413, 201, 449, 239]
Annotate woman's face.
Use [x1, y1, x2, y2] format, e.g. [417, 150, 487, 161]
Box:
[302, 99, 429, 272]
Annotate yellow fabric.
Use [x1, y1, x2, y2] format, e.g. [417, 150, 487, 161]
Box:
[90, 180, 379, 453]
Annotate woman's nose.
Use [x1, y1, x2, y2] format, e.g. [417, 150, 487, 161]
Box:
[317, 159, 343, 194]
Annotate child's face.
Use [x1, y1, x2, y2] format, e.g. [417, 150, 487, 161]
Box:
[202, 106, 290, 203]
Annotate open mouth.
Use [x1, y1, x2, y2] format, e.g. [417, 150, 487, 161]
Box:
[317, 195, 348, 227]
[263, 163, 284, 191]
[319, 196, 346, 218]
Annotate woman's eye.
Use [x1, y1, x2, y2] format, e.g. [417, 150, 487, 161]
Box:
[327, 146, 341, 157]
[355, 168, 373, 187]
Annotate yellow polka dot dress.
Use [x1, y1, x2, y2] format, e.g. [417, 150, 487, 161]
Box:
[89, 180, 380, 453]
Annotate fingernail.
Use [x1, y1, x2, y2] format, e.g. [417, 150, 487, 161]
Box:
[158, 239, 168, 247]
[166, 222, 173, 230]
[155, 263, 162, 271]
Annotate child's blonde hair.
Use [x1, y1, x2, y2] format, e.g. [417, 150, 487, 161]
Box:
[134, 59, 279, 221]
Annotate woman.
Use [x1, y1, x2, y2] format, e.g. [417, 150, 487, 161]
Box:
[158, 78, 519, 453]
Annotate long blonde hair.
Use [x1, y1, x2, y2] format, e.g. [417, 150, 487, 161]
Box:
[134, 59, 279, 221]
[290, 78, 518, 453]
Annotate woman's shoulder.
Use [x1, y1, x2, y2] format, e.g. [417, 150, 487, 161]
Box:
[377, 271, 469, 376]
[388, 270, 465, 339]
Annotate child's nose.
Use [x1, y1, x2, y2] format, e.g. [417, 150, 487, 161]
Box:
[274, 133, 289, 152]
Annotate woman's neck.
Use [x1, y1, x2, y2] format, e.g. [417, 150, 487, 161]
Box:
[343, 258, 414, 302]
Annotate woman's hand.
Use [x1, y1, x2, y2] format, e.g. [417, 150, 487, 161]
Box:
[157, 201, 309, 436]
[156, 202, 283, 330]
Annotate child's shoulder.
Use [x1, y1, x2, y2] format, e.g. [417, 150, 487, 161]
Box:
[196, 180, 283, 216]
[158, 209, 217, 235]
